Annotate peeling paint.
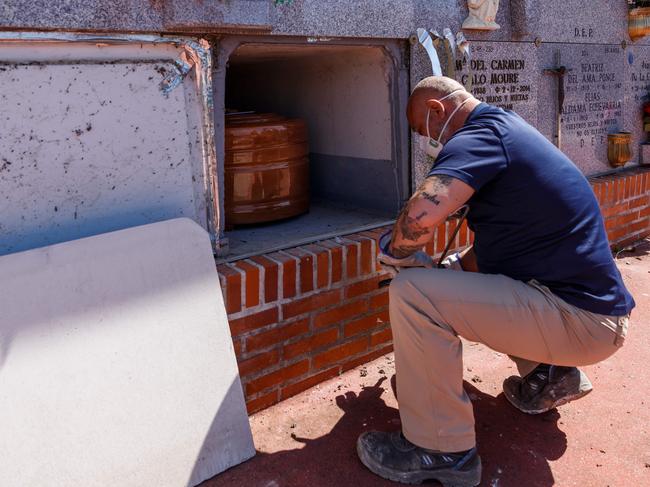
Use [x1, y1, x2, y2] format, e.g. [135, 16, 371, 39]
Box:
[160, 50, 193, 94]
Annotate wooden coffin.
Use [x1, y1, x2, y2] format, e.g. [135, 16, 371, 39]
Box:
[224, 113, 310, 225]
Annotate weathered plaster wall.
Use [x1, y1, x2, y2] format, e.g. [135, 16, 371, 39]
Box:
[2, 1, 646, 45]
[0, 0, 271, 33]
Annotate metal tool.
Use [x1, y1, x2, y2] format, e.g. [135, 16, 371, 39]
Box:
[543, 50, 572, 150]
[430, 30, 445, 71]
[416, 27, 443, 76]
[442, 28, 458, 80]
[456, 31, 473, 93]
[413, 27, 473, 89]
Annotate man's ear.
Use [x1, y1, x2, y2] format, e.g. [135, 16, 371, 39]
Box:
[425, 98, 445, 118]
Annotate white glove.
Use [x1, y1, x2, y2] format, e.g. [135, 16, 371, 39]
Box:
[377, 231, 434, 277]
[440, 251, 464, 271]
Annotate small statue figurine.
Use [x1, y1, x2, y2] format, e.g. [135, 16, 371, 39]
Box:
[462, 0, 501, 31]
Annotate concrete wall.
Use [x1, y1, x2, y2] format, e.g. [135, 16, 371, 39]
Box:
[2, 1, 647, 46]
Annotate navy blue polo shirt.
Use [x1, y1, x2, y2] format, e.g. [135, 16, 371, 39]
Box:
[429, 103, 635, 316]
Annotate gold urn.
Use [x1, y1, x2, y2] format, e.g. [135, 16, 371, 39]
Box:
[607, 132, 632, 168]
[629, 7, 650, 41]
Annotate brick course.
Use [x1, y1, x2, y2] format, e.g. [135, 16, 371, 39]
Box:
[218, 166, 650, 414]
[595, 168, 650, 249]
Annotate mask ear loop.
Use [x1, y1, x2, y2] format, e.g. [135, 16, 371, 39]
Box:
[425, 92, 470, 148]
[426, 89, 459, 142]
[437, 96, 471, 145]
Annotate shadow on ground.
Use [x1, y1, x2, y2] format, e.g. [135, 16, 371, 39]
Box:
[614, 237, 650, 259]
[202, 376, 567, 487]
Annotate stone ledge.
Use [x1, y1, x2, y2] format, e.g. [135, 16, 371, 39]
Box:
[0, 0, 271, 33]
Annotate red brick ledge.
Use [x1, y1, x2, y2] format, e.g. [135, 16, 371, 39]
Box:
[590, 167, 650, 249]
[217, 220, 472, 414]
[219, 166, 650, 414]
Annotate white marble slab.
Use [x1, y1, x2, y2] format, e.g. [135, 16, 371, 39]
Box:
[0, 41, 213, 256]
[0, 218, 254, 487]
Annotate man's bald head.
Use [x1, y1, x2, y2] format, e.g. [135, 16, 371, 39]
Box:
[410, 76, 466, 103]
[406, 76, 477, 142]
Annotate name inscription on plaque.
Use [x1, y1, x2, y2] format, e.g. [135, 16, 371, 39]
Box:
[562, 46, 623, 151]
[454, 43, 537, 122]
[630, 58, 650, 104]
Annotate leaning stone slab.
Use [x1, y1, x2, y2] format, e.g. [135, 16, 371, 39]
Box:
[0, 218, 254, 487]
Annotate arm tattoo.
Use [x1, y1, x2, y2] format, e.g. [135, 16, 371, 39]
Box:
[415, 175, 454, 207]
[421, 192, 441, 205]
[390, 175, 457, 258]
[433, 174, 454, 186]
[398, 208, 429, 241]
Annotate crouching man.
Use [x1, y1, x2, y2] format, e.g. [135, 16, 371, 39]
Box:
[356, 76, 634, 487]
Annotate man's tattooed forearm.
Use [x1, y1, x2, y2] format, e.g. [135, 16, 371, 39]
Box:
[389, 174, 456, 256]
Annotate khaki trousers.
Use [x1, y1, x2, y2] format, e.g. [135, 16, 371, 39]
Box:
[389, 267, 629, 452]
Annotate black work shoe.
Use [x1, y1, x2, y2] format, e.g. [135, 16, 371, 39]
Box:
[356, 431, 481, 486]
[503, 363, 593, 415]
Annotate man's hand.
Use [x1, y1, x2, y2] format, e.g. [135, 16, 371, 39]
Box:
[390, 174, 474, 258]
[378, 231, 434, 277]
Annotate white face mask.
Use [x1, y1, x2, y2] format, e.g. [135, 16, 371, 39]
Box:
[420, 90, 470, 161]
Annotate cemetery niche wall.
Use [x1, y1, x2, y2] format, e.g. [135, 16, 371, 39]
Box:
[2, 1, 649, 215]
[0, 0, 649, 422]
[408, 0, 650, 187]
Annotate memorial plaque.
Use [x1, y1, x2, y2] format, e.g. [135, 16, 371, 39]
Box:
[539, 45, 626, 174]
[455, 42, 539, 126]
[628, 48, 650, 105]
[625, 46, 650, 161]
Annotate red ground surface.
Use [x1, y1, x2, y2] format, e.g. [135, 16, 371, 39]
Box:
[203, 239, 650, 487]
